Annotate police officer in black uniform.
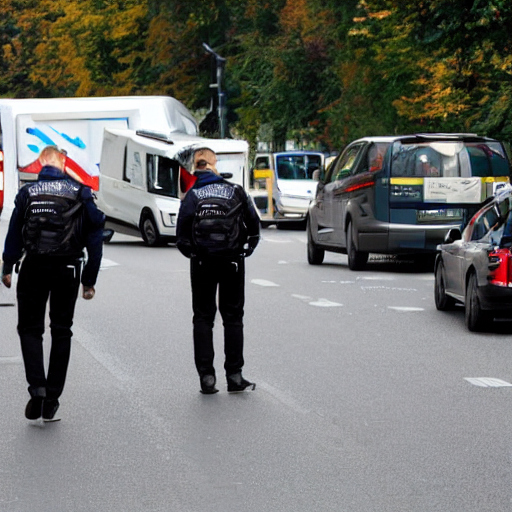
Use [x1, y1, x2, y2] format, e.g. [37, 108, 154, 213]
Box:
[1, 146, 105, 421]
[176, 147, 260, 394]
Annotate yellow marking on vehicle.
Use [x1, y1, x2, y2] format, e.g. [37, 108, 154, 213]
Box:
[390, 178, 424, 185]
[253, 169, 273, 179]
[482, 176, 509, 183]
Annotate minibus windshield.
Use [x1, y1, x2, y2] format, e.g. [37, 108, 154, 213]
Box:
[275, 154, 323, 180]
[390, 141, 509, 178]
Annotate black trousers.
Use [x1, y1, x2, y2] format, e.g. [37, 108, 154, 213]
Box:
[190, 256, 245, 378]
[16, 257, 81, 399]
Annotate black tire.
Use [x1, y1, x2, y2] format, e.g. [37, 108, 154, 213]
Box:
[307, 217, 324, 265]
[465, 273, 490, 332]
[141, 213, 161, 247]
[434, 260, 456, 311]
[347, 220, 368, 270]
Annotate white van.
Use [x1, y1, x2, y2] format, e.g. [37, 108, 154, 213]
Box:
[0, 96, 197, 219]
[97, 128, 249, 245]
[250, 150, 324, 227]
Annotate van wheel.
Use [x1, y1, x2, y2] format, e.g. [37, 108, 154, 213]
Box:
[465, 273, 490, 332]
[141, 213, 161, 247]
[347, 221, 368, 270]
[307, 217, 324, 265]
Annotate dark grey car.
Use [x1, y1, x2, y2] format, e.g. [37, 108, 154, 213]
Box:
[307, 134, 511, 270]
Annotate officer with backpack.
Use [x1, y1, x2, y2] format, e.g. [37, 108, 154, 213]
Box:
[176, 147, 260, 394]
[1, 145, 105, 421]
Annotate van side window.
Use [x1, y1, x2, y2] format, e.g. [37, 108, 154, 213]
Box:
[147, 154, 179, 198]
[125, 150, 143, 187]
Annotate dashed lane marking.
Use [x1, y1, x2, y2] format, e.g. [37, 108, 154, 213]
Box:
[309, 298, 343, 307]
[464, 378, 512, 388]
[292, 294, 343, 307]
[387, 306, 425, 312]
[251, 279, 280, 287]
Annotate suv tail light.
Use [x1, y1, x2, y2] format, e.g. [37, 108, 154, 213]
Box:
[488, 248, 512, 287]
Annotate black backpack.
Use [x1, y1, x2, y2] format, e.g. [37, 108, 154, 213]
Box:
[22, 180, 84, 256]
[192, 182, 247, 257]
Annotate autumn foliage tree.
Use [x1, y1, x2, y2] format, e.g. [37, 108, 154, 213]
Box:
[0, 0, 510, 149]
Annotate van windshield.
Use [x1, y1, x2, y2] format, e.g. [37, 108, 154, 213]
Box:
[146, 154, 179, 198]
[275, 154, 322, 180]
[390, 141, 509, 178]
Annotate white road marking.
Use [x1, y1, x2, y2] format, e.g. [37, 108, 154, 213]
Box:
[258, 381, 310, 414]
[309, 298, 343, 307]
[278, 260, 288, 264]
[388, 306, 425, 312]
[251, 279, 280, 287]
[261, 237, 292, 243]
[464, 378, 512, 388]
[362, 286, 418, 292]
[292, 294, 342, 307]
[292, 294, 312, 301]
[357, 276, 395, 281]
[100, 258, 120, 269]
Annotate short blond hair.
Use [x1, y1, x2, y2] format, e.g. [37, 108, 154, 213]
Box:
[39, 146, 66, 170]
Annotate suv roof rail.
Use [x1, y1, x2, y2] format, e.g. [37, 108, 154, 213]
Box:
[398, 133, 494, 144]
[135, 130, 174, 144]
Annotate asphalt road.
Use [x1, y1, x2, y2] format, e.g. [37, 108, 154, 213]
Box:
[2, 223, 512, 512]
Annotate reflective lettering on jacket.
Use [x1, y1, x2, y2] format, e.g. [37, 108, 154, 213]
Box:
[193, 183, 235, 201]
[28, 180, 81, 199]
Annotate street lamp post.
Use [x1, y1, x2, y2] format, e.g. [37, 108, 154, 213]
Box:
[202, 43, 227, 139]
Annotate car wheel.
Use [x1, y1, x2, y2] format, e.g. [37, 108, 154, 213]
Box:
[347, 220, 368, 270]
[434, 260, 456, 311]
[465, 273, 490, 332]
[141, 213, 161, 247]
[307, 217, 324, 265]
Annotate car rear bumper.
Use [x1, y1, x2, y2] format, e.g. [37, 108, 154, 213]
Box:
[479, 284, 512, 314]
[358, 220, 458, 254]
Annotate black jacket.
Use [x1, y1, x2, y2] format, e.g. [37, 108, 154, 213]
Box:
[176, 170, 260, 258]
[2, 166, 105, 286]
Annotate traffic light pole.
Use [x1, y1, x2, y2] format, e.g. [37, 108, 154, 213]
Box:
[202, 43, 227, 139]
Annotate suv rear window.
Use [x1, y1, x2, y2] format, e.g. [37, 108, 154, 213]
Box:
[391, 141, 509, 178]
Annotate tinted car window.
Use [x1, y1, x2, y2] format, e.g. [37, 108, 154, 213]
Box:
[276, 155, 306, 179]
[363, 142, 391, 173]
[255, 156, 270, 169]
[328, 145, 363, 183]
[391, 141, 510, 178]
[470, 207, 501, 241]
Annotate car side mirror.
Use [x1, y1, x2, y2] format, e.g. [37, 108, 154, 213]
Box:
[102, 229, 114, 243]
[444, 228, 461, 244]
[312, 169, 321, 181]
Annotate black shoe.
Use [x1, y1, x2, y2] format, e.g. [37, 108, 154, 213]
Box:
[25, 396, 44, 420]
[42, 399, 60, 421]
[227, 373, 256, 392]
[200, 375, 219, 394]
